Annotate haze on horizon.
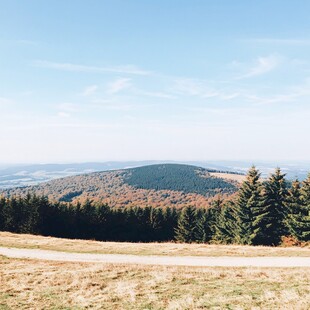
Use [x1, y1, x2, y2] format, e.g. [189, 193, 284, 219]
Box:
[1, 1, 310, 164]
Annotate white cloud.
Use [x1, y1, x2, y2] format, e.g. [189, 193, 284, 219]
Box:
[106, 78, 131, 94]
[247, 78, 310, 105]
[135, 90, 177, 99]
[172, 78, 239, 100]
[173, 78, 217, 97]
[82, 85, 98, 96]
[236, 54, 282, 79]
[0, 39, 38, 46]
[247, 38, 310, 45]
[33, 60, 151, 75]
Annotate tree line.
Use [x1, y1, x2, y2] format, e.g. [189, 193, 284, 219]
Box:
[0, 167, 309, 245]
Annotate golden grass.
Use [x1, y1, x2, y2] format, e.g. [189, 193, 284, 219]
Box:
[210, 172, 247, 183]
[1, 232, 309, 257]
[0, 255, 309, 309]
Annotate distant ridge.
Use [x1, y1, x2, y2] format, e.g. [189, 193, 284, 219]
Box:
[2, 164, 238, 209]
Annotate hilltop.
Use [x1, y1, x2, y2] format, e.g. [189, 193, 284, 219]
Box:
[2, 164, 238, 208]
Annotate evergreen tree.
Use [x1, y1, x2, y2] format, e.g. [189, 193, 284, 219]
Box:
[235, 166, 262, 245]
[162, 207, 178, 241]
[298, 174, 310, 241]
[79, 199, 97, 239]
[195, 208, 213, 243]
[150, 207, 165, 241]
[175, 206, 197, 242]
[252, 168, 289, 245]
[0, 197, 6, 230]
[286, 180, 305, 240]
[213, 200, 239, 244]
[96, 204, 111, 240]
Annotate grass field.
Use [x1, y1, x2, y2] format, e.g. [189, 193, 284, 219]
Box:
[1, 232, 309, 257]
[0, 255, 309, 310]
[1, 232, 310, 309]
[210, 172, 247, 183]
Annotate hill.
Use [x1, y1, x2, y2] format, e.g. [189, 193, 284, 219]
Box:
[2, 164, 238, 208]
[0, 161, 308, 189]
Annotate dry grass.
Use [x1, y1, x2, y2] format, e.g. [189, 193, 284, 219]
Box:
[0, 255, 309, 310]
[210, 172, 247, 183]
[1, 232, 309, 257]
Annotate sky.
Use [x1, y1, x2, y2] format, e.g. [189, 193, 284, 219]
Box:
[1, 0, 310, 163]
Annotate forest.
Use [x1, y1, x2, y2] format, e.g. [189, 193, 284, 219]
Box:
[0, 167, 309, 246]
[125, 164, 236, 195]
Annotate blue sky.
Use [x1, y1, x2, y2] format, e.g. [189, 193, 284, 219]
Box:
[1, 0, 310, 163]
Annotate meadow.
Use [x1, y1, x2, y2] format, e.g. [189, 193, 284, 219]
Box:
[1, 232, 310, 257]
[1, 255, 310, 310]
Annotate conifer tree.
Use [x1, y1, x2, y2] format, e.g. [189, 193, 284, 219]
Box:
[0, 197, 6, 230]
[195, 208, 214, 243]
[252, 168, 289, 245]
[286, 180, 305, 240]
[298, 174, 310, 241]
[150, 207, 164, 241]
[175, 206, 197, 243]
[162, 207, 178, 240]
[213, 201, 239, 244]
[235, 166, 262, 245]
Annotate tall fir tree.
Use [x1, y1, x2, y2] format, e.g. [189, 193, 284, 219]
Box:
[174, 206, 197, 243]
[194, 208, 212, 243]
[213, 200, 239, 244]
[298, 174, 310, 241]
[252, 168, 289, 245]
[0, 197, 6, 230]
[286, 180, 305, 240]
[162, 207, 178, 241]
[235, 166, 262, 245]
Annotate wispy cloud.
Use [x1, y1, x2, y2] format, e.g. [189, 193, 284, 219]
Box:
[106, 78, 131, 94]
[247, 38, 310, 45]
[33, 60, 151, 75]
[173, 78, 218, 97]
[246, 79, 310, 105]
[172, 78, 239, 100]
[0, 39, 38, 46]
[236, 54, 282, 79]
[81, 85, 98, 96]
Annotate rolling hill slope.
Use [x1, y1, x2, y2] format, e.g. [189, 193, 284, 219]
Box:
[2, 164, 239, 208]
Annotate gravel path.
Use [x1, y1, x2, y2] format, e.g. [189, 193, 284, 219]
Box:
[1, 247, 310, 267]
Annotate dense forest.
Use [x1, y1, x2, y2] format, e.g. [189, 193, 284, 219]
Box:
[0, 167, 309, 245]
[125, 164, 236, 195]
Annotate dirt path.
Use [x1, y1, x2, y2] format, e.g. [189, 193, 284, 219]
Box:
[1, 247, 310, 267]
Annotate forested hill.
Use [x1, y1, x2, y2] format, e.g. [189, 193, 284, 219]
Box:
[125, 164, 235, 195]
[2, 164, 238, 209]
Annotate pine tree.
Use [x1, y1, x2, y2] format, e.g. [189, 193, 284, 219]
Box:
[150, 207, 165, 241]
[252, 168, 289, 245]
[195, 208, 214, 243]
[213, 201, 239, 244]
[286, 180, 305, 240]
[0, 197, 6, 230]
[297, 174, 310, 241]
[235, 166, 262, 245]
[162, 207, 178, 241]
[174, 206, 197, 243]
